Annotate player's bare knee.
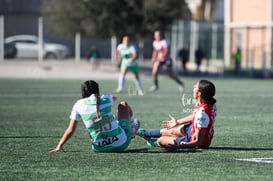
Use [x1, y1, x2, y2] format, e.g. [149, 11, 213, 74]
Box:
[119, 101, 128, 107]
[117, 102, 127, 112]
[161, 128, 169, 136]
[117, 101, 130, 120]
[161, 128, 175, 136]
[157, 137, 164, 146]
[157, 138, 171, 147]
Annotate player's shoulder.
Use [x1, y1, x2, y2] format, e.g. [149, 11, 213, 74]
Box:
[101, 93, 111, 99]
[195, 109, 210, 125]
[100, 94, 115, 102]
[161, 39, 169, 46]
[117, 43, 125, 50]
[75, 97, 85, 104]
[72, 97, 87, 109]
[153, 39, 168, 47]
[129, 44, 136, 51]
[196, 108, 209, 116]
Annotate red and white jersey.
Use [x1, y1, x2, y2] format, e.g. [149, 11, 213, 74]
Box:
[153, 39, 169, 62]
[190, 101, 217, 148]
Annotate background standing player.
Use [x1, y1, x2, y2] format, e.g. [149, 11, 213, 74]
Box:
[150, 30, 184, 92]
[116, 36, 144, 96]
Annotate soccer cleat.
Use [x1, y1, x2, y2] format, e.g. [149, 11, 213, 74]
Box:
[149, 85, 158, 92]
[146, 139, 158, 147]
[116, 88, 123, 93]
[131, 118, 140, 138]
[179, 84, 184, 92]
[136, 128, 150, 140]
[138, 89, 144, 96]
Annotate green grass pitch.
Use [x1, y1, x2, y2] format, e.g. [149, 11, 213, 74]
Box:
[0, 78, 273, 181]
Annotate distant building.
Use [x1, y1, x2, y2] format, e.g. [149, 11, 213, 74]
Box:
[0, 0, 42, 36]
[185, 0, 224, 22]
[225, 0, 273, 69]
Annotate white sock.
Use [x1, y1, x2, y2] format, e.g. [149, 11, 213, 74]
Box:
[134, 79, 143, 91]
[118, 74, 125, 90]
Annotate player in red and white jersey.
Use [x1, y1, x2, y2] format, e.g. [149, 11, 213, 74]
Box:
[189, 99, 216, 148]
[150, 30, 184, 92]
[137, 80, 217, 150]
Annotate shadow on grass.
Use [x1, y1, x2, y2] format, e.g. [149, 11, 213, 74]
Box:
[45, 148, 201, 154]
[123, 148, 203, 154]
[50, 147, 273, 154]
[209, 146, 273, 151]
[125, 146, 273, 153]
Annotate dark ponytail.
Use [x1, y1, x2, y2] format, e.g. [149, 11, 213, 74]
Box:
[198, 80, 216, 104]
[81, 80, 100, 118]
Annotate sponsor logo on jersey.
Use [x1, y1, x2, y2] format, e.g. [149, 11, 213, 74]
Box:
[98, 135, 119, 148]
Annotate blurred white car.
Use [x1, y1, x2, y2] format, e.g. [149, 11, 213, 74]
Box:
[5, 35, 70, 59]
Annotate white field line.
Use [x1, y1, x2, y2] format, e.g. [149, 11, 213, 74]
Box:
[236, 158, 273, 163]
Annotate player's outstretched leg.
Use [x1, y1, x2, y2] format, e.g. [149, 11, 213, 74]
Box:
[166, 67, 184, 92]
[150, 62, 161, 92]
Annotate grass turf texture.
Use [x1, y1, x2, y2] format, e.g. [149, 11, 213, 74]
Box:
[0, 78, 273, 181]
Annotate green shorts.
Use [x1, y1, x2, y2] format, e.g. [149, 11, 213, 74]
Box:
[92, 119, 131, 152]
[121, 60, 139, 74]
[109, 118, 132, 152]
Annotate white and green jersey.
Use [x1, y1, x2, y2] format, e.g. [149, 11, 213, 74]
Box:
[117, 43, 138, 68]
[70, 94, 131, 152]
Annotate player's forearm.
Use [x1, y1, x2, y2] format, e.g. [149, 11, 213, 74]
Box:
[131, 53, 137, 60]
[177, 115, 192, 125]
[57, 129, 74, 148]
[177, 129, 205, 149]
[163, 47, 169, 57]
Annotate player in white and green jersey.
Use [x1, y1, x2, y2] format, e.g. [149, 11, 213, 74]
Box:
[116, 35, 144, 96]
[50, 80, 140, 153]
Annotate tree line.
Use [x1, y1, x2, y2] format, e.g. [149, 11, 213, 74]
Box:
[42, 0, 190, 38]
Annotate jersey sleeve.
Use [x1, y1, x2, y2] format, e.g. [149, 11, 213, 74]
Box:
[117, 44, 122, 52]
[161, 40, 168, 48]
[69, 101, 81, 121]
[194, 110, 210, 129]
[152, 41, 156, 49]
[129, 45, 136, 54]
[101, 94, 115, 106]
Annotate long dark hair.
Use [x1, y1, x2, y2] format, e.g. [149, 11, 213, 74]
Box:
[81, 80, 100, 118]
[198, 80, 216, 104]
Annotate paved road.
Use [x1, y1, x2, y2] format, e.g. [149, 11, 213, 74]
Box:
[0, 59, 125, 80]
[0, 59, 223, 80]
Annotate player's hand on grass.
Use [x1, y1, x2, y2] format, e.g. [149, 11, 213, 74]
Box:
[162, 114, 178, 129]
[49, 146, 64, 153]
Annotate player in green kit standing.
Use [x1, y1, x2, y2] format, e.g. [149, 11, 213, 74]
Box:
[116, 35, 144, 96]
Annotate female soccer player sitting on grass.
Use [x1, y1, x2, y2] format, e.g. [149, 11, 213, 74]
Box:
[50, 80, 140, 153]
[137, 80, 217, 150]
